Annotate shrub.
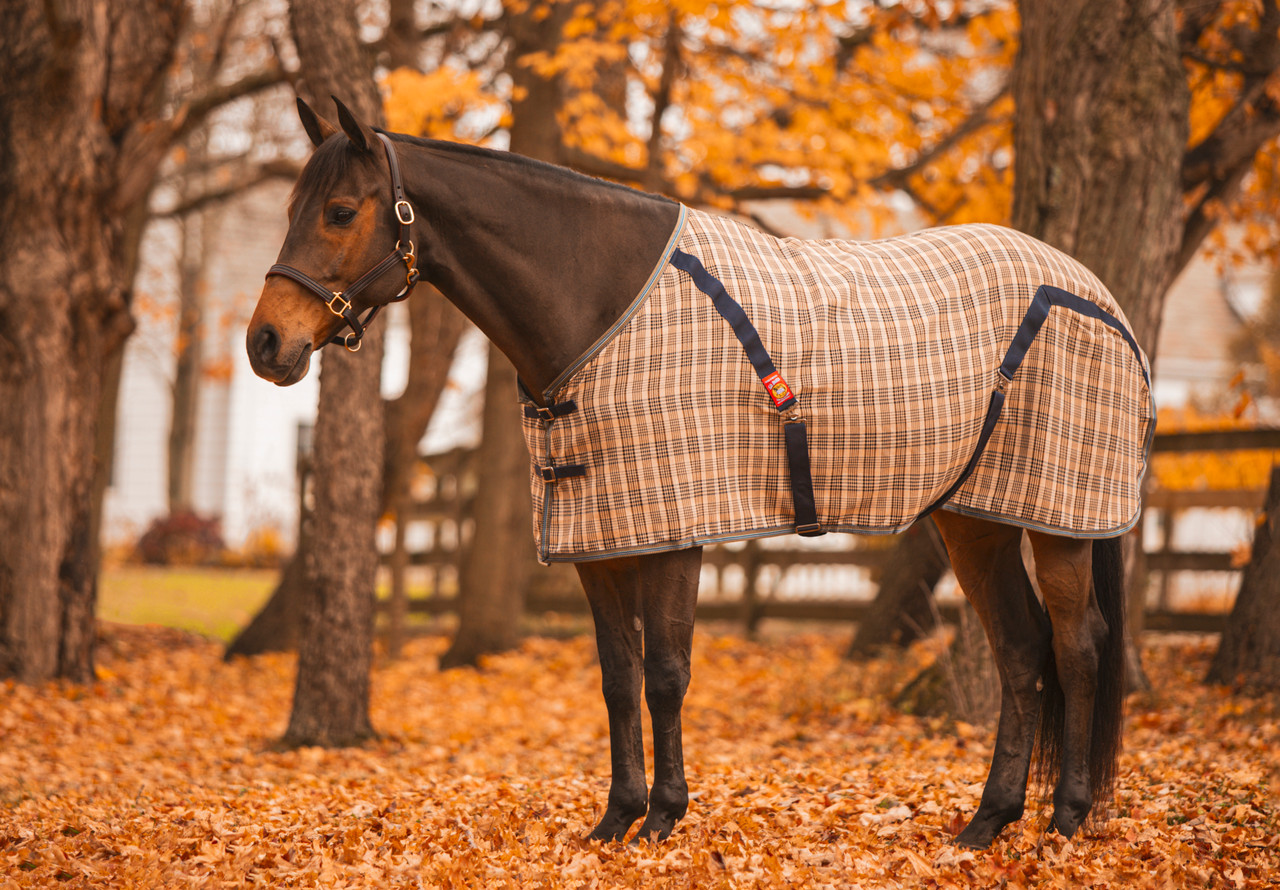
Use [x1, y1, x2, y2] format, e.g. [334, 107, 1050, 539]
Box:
[134, 511, 226, 566]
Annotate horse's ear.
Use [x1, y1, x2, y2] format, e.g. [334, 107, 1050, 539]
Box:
[332, 96, 376, 154]
[296, 97, 338, 148]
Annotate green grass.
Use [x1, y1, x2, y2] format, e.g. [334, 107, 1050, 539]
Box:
[99, 566, 279, 642]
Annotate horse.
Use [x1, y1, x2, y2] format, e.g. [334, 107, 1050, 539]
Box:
[247, 97, 1151, 850]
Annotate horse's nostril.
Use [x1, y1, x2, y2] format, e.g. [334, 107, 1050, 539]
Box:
[251, 324, 281, 364]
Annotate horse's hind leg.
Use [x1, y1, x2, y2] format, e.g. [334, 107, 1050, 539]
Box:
[933, 511, 1053, 849]
[632, 547, 701, 842]
[576, 547, 701, 843]
[1026, 530, 1108, 839]
[577, 557, 649, 841]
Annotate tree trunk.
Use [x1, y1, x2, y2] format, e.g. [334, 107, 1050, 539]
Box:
[438, 2, 575, 669]
[0, 0, 181, 682]
[281, 0, 386, 748]
[224, 524, 309, 661]
[439, 347, 532, 668]
[893, 601, 1001, 724]
[1207, 466, 1280, 687]
[888, 1, 1186, 710]
[169, 213, 207, 513]
[1012, 0, 1187, 352]
[1012, 0, 1188, 693]
[382, 290, 468, 510]
[846, 521, 949, 659]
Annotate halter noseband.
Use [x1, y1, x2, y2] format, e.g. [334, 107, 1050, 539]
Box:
[266, 132, 421, 352]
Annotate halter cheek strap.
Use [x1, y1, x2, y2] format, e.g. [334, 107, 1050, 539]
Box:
[266, 132, 421, 352]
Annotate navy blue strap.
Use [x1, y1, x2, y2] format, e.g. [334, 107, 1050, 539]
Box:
[540, 464, 586, 482]
[916, 388, 1007, 521]
[670, 249, 821, 535]
[524, 400, 578, 421]
[670, 250, 797, 410]
[919, 283, 1145, 519]
[783, 421, 822, 536]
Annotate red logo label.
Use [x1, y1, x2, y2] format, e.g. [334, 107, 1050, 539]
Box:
[762, 371, 794, 407]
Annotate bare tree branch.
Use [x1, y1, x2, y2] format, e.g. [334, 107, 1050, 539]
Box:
[174, 63, 288, 142]
[645, 11, 682, 192]
[154, 158, 302, 218]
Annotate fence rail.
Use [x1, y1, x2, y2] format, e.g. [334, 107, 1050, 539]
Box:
[378, 429, 1280, 636]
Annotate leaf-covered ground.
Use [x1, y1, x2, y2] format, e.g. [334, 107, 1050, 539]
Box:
[2, 626, 1277, 888]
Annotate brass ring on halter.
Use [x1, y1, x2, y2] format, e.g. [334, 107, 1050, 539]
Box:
[343, 332, 362, 353]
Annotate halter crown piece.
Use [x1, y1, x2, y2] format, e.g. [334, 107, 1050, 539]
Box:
[266, 132, 421, 352]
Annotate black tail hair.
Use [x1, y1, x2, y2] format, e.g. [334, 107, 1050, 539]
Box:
[1032, 535, 1126, 813]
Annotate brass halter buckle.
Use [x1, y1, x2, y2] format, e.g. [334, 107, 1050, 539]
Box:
[326, 291, 352, 318]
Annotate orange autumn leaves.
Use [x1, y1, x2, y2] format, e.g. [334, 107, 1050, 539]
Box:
[382, 0, 1018, 231]
[2, 625, 1277, 888]
[382, 0, 1280, 278]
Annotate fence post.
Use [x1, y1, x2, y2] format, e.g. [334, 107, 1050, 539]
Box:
[387, 495, 410, 659]
[740, 540, 763, 637]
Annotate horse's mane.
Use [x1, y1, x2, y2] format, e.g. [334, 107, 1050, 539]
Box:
[389, 132, 661, 198]
[289, 129, 674, 213]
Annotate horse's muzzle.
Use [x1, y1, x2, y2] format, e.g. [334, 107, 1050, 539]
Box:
[246, 322, 313, 386]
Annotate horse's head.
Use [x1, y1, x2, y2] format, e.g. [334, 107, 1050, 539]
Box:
[246, 98, 419, 385]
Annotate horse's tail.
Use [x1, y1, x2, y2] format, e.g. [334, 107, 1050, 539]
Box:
[1033, 535, 1126, 813]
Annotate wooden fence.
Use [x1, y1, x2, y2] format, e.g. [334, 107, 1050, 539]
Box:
[377, 429, 1280, 637]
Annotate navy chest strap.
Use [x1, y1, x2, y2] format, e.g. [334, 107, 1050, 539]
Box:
[670, 249, 822, 537]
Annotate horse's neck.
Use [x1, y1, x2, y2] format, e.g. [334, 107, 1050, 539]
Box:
[397, 139, 681, 398]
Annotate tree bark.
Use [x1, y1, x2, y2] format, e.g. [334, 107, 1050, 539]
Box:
[888, 0, 1188, 709]
[438, 1, 575, 669]
[281, 0, 386, 748]
[1013, 0, 1188, 693]
[846, 521, 949, 659]
[1012, 0, 1187, 353]
[168, 213, 207, 513]
[224, 518, 309, 661]
[1207, 466, 1280, 687]
[439, 347, 533, 668]
[0, 0, 182, 682]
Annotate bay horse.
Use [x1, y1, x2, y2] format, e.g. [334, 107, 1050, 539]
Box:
[247, 98, 1147, 849]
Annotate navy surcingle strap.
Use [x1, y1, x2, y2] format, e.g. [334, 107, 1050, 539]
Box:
[917, 283, 1146, 520]
[670, 249, 823, 537]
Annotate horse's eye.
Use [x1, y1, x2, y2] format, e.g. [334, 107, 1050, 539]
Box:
[328, 207, 356, 226]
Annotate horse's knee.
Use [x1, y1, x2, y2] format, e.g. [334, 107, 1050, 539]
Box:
[600, 668, 641, 708]
[643, 658, 689, 712]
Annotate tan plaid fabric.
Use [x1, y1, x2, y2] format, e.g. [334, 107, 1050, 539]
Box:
[520, 206, 1154, 563]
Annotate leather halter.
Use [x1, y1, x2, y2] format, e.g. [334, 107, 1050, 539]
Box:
[266, 132, 420, 352]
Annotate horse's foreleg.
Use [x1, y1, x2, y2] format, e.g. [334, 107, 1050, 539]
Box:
[934, 512, 1053, 849]
[632, 547, 701, 842]
[577, 558, 648, 841]
[1027, 530, 1105, 839]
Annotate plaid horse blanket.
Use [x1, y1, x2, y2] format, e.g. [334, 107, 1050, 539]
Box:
[520, 205, 1154, 563]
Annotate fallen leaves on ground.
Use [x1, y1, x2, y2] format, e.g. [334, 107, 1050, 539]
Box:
[2, 626, 1277, 888]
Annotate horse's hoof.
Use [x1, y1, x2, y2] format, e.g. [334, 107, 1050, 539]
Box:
[587, 804, 646, 843]
[952, 829, 994, 850]
[1048, 812, 1084, 840]
[953, 814, 1007, 849]
[1049, 796, 1090, 839]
